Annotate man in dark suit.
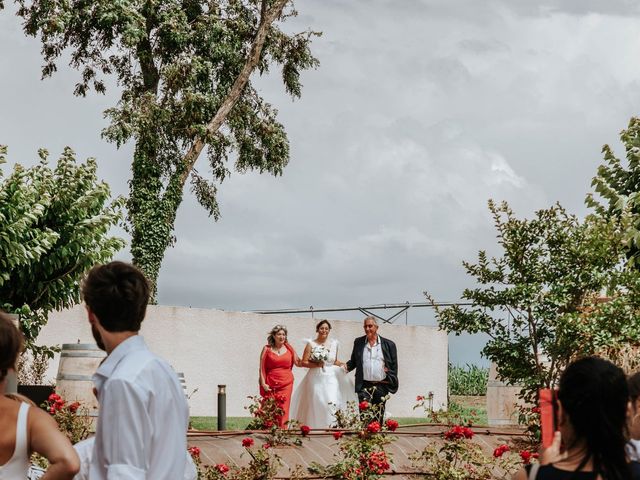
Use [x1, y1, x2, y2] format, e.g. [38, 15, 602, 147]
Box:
[345, 316, 398, 422]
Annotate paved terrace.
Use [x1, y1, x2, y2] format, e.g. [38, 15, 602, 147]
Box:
[188, 424, 527, 479]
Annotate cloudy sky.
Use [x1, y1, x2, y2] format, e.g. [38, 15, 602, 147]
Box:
[2, 0, 640, 365]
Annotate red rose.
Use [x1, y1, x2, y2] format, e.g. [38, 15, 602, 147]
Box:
[385, 419, 399, 431]
[444, 425, 474, 440]
[531, 407, 541, 414]
[242, 437, 254, 448]
[264, 420, 273, 428]
[188, 446, 201, 459]
[48, 393, 61, 403]
[520, 450, 532, 464]
[215, 463, 230, 474]
[68, 402, 80, 414]
[262, 442, 271, 449]
[300, 425, 311, 436]
[358, 401, 369, 410]
[493, 444, 510, 458]
[416, 395, 424, 401]
[333, 431, 343, 440]
[367, 421, 381, 434]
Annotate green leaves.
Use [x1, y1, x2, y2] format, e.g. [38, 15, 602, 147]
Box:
[428, 200, 637, 401]
[0, 146, 125, 351]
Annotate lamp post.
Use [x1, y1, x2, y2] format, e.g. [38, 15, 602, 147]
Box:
[217, 385, 226, 431]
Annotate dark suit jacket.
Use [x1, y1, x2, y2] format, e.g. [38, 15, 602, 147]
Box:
[346, 335, 398, 394]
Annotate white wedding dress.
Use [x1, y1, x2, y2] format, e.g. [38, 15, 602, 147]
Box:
[289, 339, 358, 429]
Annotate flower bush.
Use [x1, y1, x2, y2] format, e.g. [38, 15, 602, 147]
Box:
[244, 395, 302, 447]
[309, 400, 396, 479]
[44, 392, 92, 444]
[192, 437, 281, 480]
[410, 424, 522, 479]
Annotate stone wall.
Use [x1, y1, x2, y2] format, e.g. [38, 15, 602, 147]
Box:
[36, 305, 448, 417]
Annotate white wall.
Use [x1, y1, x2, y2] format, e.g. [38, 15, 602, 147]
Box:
[37, 305, 448, 417]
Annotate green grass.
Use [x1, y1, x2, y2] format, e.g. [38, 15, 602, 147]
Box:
[190, 406, 488, 431]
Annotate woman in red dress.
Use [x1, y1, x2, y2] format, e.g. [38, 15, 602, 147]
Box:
[259, 324, 301, 428]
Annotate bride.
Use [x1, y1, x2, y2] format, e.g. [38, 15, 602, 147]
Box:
[290, 320, 357, 429]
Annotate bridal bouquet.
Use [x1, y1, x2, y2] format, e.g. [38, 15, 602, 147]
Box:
[309, 345, 329, 371]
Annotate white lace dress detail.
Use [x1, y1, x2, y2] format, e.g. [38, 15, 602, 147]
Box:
[289, 339, 358, 429]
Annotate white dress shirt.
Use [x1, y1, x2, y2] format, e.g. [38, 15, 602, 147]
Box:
[90, 335, 191, 480]
[362, 336, 386, 382]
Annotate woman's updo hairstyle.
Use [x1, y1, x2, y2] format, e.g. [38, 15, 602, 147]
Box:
[316, 320, 332, 332]
[0, 311, 24, 384]
[267, 324, 288, 347]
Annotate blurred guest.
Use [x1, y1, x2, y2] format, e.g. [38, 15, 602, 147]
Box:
[0, 311, 79, 479]
[627, 371, 640, 464]
[259, 324, 301, 428]
[513, 356, 640, 480]
[82, 261, 192, 479]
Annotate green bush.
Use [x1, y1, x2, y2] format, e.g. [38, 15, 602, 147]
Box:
[448, 363, 488, 396]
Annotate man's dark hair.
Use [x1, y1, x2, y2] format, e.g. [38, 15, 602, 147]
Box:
[82, 261, 150, 332]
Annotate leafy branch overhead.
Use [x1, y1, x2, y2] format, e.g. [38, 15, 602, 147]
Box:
[0, 146, 125, 353]
[15, 0, 321, 296]
[428, 200, 640, 401]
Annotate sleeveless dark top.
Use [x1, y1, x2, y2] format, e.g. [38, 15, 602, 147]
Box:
[525, 462, 640, 479]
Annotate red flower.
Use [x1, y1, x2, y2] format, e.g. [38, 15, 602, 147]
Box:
[358, 400, 369, 410]
[385, 419, 399, 431]
[364, 451, 390, 474]
[68, 402, 80, 414]
[215, 463, 230, 474]
[333, 431, 343, 440]
[300, 425, 311, 436]
[188, 446, 201, 459]
[48, 393, 61, 403]
[531, 407, 541, 414]
[242, 437, 254, 448]
[444, 425, 474, 440]
[416, 395, 425, 401]
[493, 444, 510, 458]
[520, 450, 533, 464]
[367, 421, 381, 434]
[264, 420, 273, 429]
[262, 442, 271, 449]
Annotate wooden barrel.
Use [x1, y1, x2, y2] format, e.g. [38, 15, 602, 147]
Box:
[486, 363, 524, 426]
[56, 344, 106, 417]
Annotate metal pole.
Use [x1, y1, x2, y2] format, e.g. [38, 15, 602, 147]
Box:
[217, 385, 226, 431]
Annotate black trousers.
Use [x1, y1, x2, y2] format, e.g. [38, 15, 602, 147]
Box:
[358, 381, 389, 423]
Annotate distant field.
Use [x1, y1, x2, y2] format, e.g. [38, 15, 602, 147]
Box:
[190, 396, 488, 431]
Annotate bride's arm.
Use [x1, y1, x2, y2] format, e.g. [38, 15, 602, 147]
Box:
[299, 343, 321, 368]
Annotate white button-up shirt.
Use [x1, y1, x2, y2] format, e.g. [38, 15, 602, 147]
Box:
[90, 335, 191, 480]
[362, 336, 386, 382]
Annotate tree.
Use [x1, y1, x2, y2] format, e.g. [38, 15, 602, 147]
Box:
[12, 0, 320, 297]
[428, 200, 640, 401]
[0, 146, 125, 353]
[587, 116, 640, 268]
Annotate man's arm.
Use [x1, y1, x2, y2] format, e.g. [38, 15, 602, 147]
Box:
[345, 338, 358, 372]
[97, 378, 150, 479]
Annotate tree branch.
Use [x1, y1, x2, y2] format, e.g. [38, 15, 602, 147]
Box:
[176, 0, 289, 191]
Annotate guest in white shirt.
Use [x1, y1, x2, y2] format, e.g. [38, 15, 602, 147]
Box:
[345, 316, 398, 423]
[81, 261, 193, 480]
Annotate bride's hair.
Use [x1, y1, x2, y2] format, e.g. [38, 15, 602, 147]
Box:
[316, 320, 332, 332]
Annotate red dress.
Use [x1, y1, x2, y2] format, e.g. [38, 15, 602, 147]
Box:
[260, 344, 295, 428]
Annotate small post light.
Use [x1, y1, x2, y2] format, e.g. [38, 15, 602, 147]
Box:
[217, 385, 227, 431]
